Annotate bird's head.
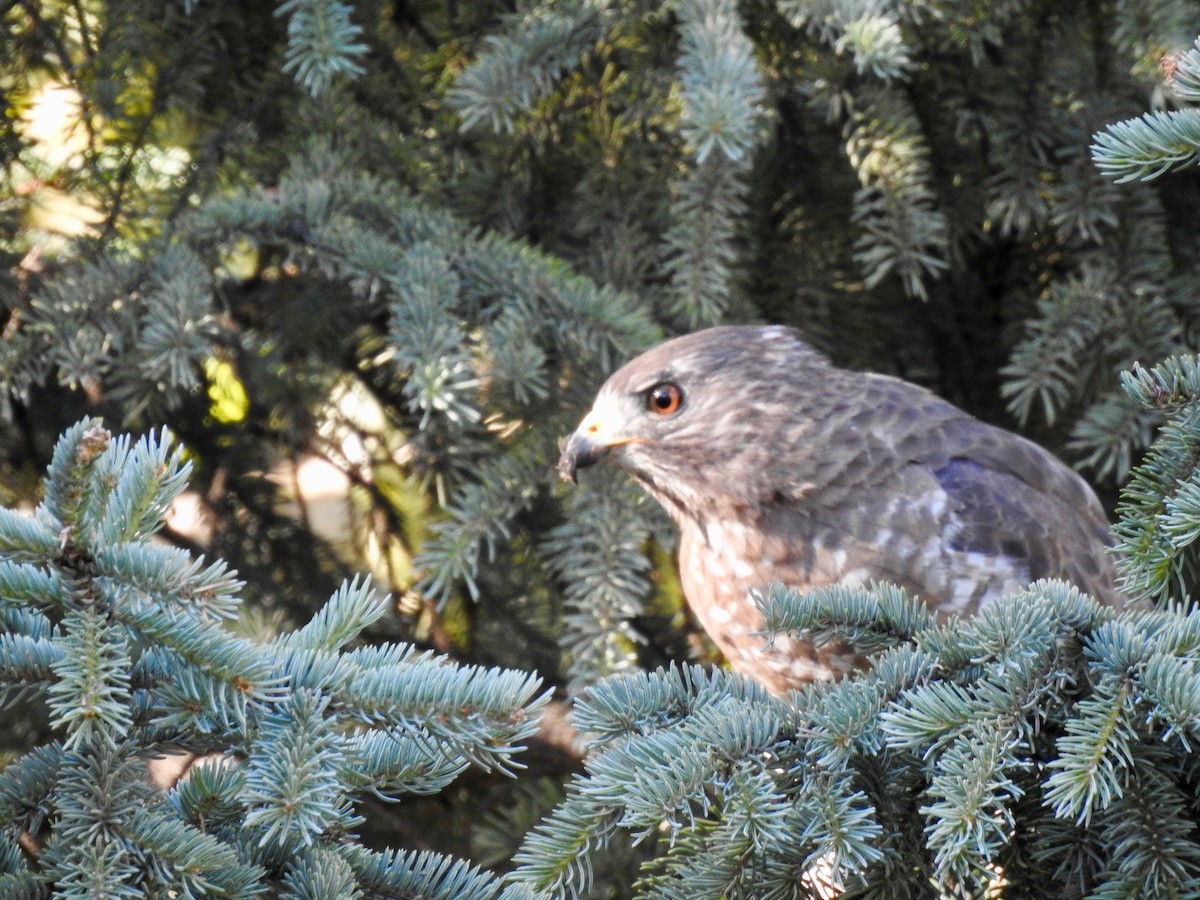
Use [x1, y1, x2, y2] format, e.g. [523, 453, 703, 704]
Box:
[557, 325, 830, 518]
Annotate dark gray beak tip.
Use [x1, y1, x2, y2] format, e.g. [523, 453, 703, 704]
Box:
[557, 433, 603, 484]
[557, 447, 579, 484]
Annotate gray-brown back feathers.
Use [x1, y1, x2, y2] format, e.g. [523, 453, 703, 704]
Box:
[558, 325, 1124, 693]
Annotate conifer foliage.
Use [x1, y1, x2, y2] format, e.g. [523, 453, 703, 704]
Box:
[1093, 36, 1200, 608]
[0, 419, 545, 898]
[5, 0, 1200, 896]
[508, 581, 1200, 897]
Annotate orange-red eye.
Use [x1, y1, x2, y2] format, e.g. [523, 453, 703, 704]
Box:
[646, 382, 683, 416]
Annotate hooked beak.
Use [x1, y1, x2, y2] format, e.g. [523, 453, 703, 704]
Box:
[557, 429, 607, 483]
[557, 403, 635, 483]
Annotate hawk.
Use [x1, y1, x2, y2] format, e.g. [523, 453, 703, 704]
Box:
[557, 325, 1124, 693]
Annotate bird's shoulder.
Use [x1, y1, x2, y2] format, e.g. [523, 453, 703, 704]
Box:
[769, 369, 1120, 608]
[818, 369, 1093, 504]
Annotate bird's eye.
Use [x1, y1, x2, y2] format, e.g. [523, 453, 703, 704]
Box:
[646, 382, 683, 416]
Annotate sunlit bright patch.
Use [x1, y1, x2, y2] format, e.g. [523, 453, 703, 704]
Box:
[204, 357, 249, 423]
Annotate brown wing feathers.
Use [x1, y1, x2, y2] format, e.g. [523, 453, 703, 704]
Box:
[558, 325, 1126, 692]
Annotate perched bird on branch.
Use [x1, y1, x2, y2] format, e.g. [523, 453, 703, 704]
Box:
[558, 325, 1125, 693]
